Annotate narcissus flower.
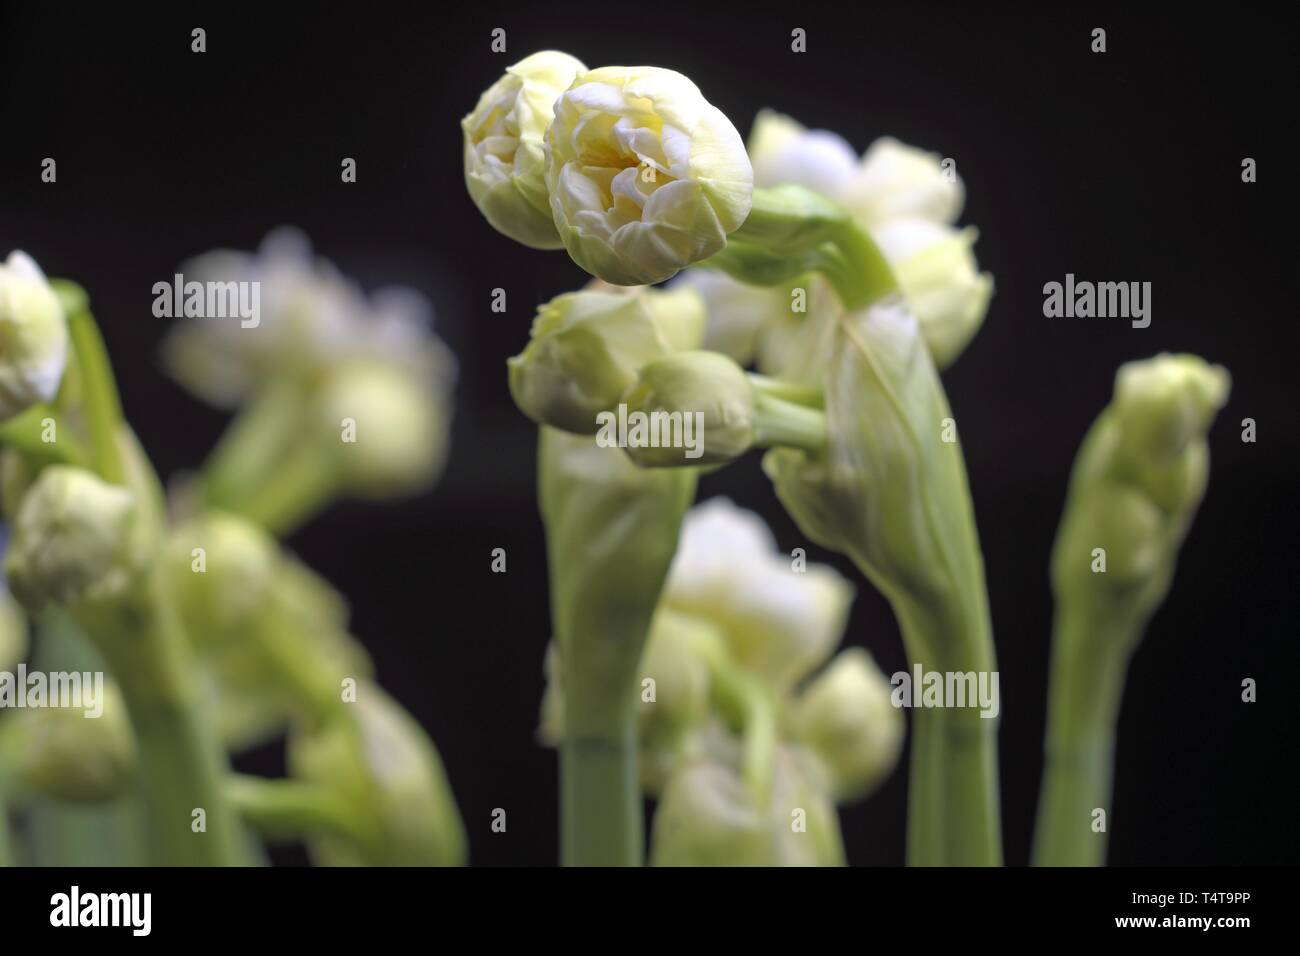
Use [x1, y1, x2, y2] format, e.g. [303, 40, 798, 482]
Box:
[0, 251, 69, 422]
[162, 228, 456, 409]
[539, 607, 727, 793]
[1052, 353, 1230, 608]
[786, 648, 904, 802]
[167, 511, 371, 750]
[842, 136, 965, 228]
[288, 682, 467, 866]
[669, 267, 791, 365]
[508, 287, 705, 433]
[663, 497, 854, 692]
[0, 680, 137, 802]
[749, 112, 964, 228]
[871, 219, 993, 370]
[4, 466, 146, 613]
[545, 66, 753, 285]
[462, 51, 588, 249]
[649, 748, 845, 866]
[318, 360, 450, 498]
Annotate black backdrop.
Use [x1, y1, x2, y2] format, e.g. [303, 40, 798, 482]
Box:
[1, 3, 1294, 866]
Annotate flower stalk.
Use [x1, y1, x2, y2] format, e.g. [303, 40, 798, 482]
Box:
[1032, 354, 1229, 866]
[765, 301, 1002, 865]
[538, 426, 696, 865]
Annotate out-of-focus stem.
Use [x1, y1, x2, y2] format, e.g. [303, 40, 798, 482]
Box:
[1032, 611, 1132, 866]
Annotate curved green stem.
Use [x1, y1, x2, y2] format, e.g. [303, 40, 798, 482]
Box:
[708, 662, 778, 809]
[201, 379, 309, 507]
[711, 186, 899, 310]
[228, 774, 373, 847]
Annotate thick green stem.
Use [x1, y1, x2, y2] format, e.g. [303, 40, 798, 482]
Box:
[561, 722, 642, 867]
[894, 598, 1002, 866]
[539, 427, 696, 867]
[212, 441, 338, 537]
[1032, 611, 1131, 866]
[87, 575, 244, 866]
[201, 380, 309, 507]
[752, 393, 827, 456]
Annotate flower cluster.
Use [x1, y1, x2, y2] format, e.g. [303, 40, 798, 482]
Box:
[0, 240, 465, 867]
[164, 229, 457, 532]
[540, 498, 903, 865]
[464, 55, 753, 285]
[678, 110, 992, 376]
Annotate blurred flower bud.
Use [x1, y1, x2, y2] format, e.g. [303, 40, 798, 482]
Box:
[508, 289, 701, 433]
[168, 511, 370, 750]
[162, 229, 456, 410]
[288, 682, 467, 866]
[872, 219, 992, 369]
[0, 251, 69, 422]
[463, 51, 587, 249]
[663, 498, 854, 692]
[546, 66, 753, 285]
[4, 466, 146, 614]
[319, 361, 450, 499]
[748, 109, 860, 199]
[1113, 353, 1231, 467]
[650, 749, 844, 866]
[1052, 353, 1230, 635]
[669, 267, 789, 365]
[0, 679, 137, 802]
[786, 648, 904, 802]
[843, 137, 965, 228]
[538, 608, 726, 794]
[619, 351, 757, 467]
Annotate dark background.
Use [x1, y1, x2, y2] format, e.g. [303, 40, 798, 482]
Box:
[1, 4, 1294, 866]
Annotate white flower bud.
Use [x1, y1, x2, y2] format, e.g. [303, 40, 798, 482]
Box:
[748, 109, 859, 199]
[508, 288, 703, 433]
[462, 51, 587, 249]
[0, 251, 69, 421]
[319, 361, 450, 498]
[871, 219, 992, 368]
[787, 648, 904, 802]
[545, 66, 753, 285]
[4, 466, 146, 613]
[842, 136, 965, 228]
[663, 498, 854, 691]
[650, 748, 844, 866]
